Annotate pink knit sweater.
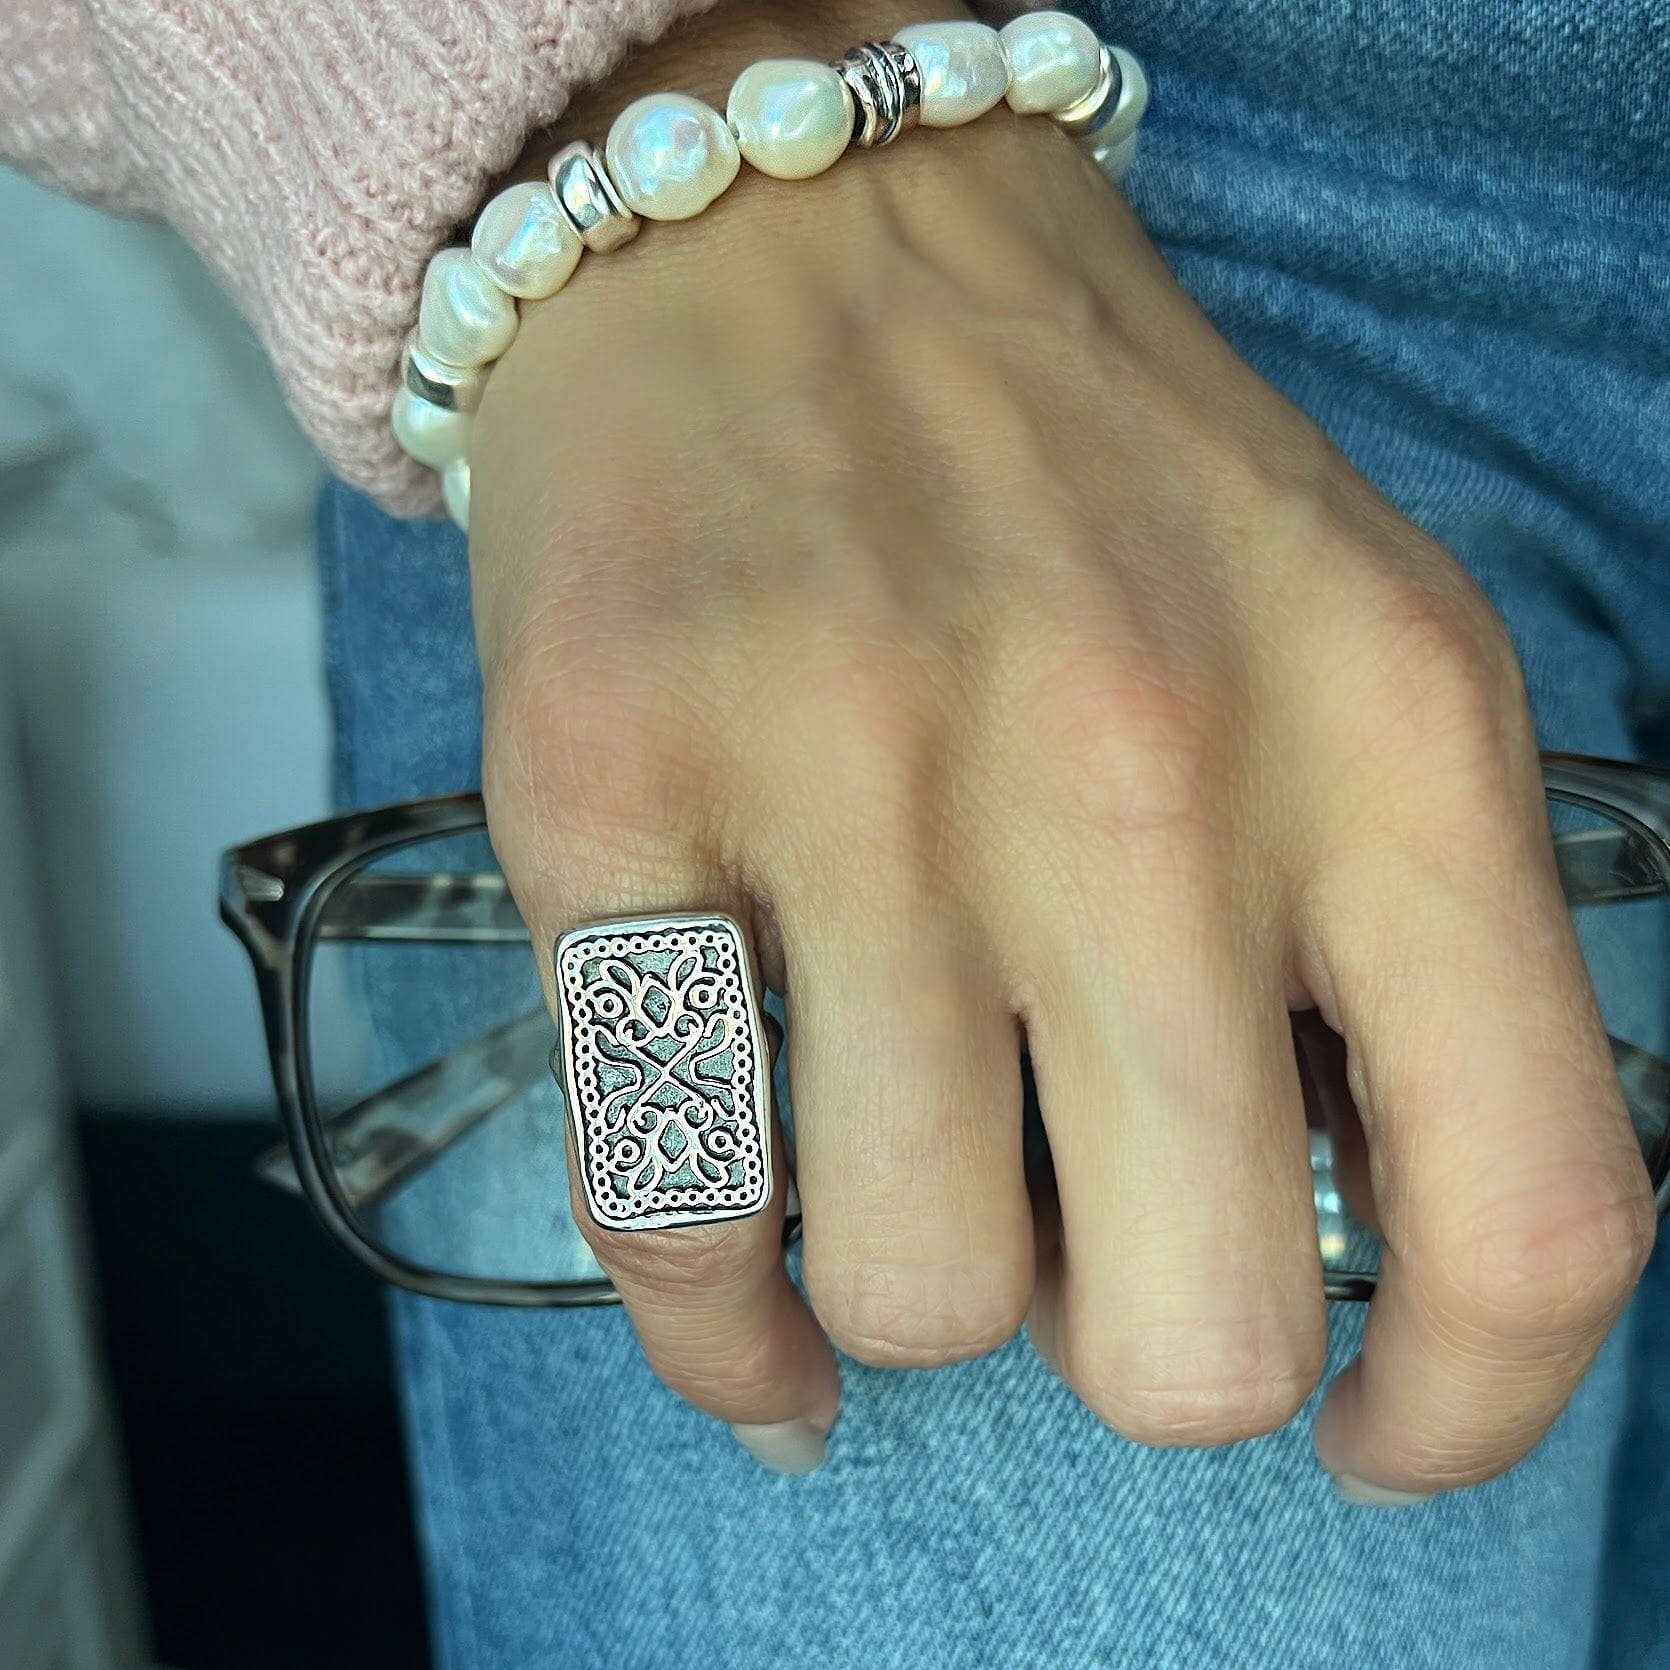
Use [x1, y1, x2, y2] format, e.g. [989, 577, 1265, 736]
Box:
[0, 1, 733, 515]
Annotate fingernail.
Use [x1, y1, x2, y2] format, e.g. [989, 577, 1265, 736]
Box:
[1331, 1473, 1431, 1509]
[728, 1418, 830, 1476]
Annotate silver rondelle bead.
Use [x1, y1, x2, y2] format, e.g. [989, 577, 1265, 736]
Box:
[402, 337, 487, 415]
[835, 41, 922, 148]
[1055, 46, 1148, 148]
[1052, 43, 1120, 137]
[548, 140, 641, 254]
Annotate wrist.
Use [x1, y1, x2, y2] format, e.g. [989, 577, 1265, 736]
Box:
[422, 6, 1150, 536]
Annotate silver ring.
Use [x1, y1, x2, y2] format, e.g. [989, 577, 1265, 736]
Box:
[553, 913, 774, 1232]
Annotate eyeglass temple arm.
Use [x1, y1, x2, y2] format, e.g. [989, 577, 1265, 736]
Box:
[261, 1005, 797, 1214]
[259, 1003, 796, 1214]
[256, 1008, 552, 1209]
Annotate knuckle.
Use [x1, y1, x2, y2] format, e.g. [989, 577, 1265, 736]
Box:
[1017, 639, 1227, 844]
[483, 618, 711, 850]
[1065, 1319, 1322, 1447]
[809, 1256, 1031, 1370]
[1438, 1163, 1656, 1341]
[1348, 575, 1526, 774]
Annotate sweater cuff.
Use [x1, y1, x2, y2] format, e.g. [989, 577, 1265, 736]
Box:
[81, 1, 722, 516]
[0, 2, 134, 208]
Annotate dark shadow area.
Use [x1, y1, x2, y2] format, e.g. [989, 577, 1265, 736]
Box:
[77, 1114, 432, 1670]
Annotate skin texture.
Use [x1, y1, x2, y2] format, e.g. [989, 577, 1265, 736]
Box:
[470, 0, 1656, 1498]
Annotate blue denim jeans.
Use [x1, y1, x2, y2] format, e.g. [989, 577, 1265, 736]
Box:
[320, 2, 1670, 1663]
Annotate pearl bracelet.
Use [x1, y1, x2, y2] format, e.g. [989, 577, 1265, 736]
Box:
[394, 13, 1150, 531]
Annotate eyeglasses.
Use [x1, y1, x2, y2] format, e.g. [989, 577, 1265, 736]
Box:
[220, 753, 1670, 1309]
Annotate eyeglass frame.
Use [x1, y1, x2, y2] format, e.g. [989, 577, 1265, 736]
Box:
[220, 752, 1670, 1310]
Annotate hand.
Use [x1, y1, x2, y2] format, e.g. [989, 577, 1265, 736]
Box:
[469, 0, 1654, 1492]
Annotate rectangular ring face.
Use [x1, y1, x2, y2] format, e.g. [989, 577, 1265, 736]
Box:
[554, 915, 772, 1232]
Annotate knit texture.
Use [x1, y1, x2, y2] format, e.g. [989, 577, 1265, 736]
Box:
[0, 1, 725, 514]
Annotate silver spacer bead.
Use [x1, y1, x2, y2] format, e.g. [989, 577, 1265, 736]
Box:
[548, 140, 641, 254]
[401, 336, 488, 414]
[1052, 44, 1121, 137]
[834, 41, 923, 148]
[1055, 46, 1148, 150]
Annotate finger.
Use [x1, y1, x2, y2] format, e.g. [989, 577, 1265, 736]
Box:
[1305, 820, 1656, 1502]
[563, 1111, 838, 1473]
[498, 808, 840, 1470]
[1017, 834, 1327, 1447]
[771, 869, 1035, 1368]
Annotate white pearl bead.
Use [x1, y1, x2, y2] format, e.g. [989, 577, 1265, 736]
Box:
[392, 387, 472, 470]
[1000, 12, 1104, 116]
[605, 93, 741, 222]
[442, 458, 471, 531]
[417, 249, 519, 368]
[471, 181, 583, 299]
[727, 60, 854, 181]
[893, 21, 1010, 128]
[1089, 126, 1141, 184]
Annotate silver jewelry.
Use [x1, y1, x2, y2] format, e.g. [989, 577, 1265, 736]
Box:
[1052, 44, 1120, 137]
[548, 140, 641, 254]
[553, 913, 774, 1232]
[835, 41, 923, 149]
[1056, 45, 1146, 146]
[401, 337, 487, 414]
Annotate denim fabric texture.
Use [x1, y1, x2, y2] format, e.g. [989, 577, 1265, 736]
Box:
[319, 1, 1670, 1663]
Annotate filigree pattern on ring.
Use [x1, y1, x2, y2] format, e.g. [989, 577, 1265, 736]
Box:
[555, 918, 770, 1229]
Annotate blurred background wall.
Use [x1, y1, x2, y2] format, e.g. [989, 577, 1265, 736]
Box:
[0, 167, 326, 1106]
[0, 170, 429, 1668]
